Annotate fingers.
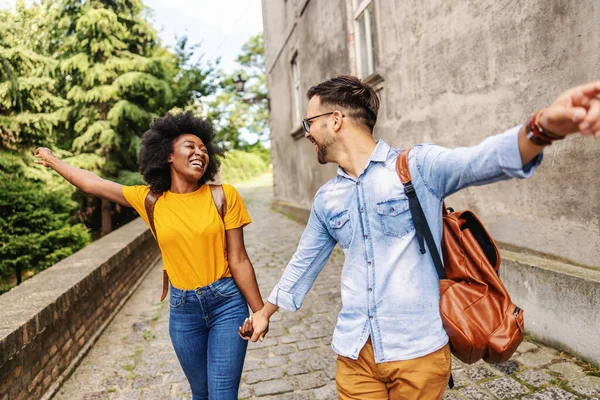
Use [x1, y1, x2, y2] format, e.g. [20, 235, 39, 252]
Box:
[576, 81, 600, 97]
[570, 81, 600, 110]
[238, 317, 253, 340]
[581, 98, 600, 138]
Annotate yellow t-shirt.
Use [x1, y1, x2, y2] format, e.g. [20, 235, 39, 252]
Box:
[122, 184, 252, 290]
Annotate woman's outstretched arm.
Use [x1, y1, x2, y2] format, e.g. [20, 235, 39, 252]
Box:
[34, 147, 131, 207]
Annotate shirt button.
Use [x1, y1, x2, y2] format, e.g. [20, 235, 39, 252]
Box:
[367, 261, 371, 266]
[368, 288, 372, 292]
[364, 234, 368, 239]
[357, 181, 361, 186]
[369, 316, 373, 319]
[360, 207, 364, 213]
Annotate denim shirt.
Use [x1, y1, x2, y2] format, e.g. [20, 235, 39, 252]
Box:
[268, 125, 542, 362]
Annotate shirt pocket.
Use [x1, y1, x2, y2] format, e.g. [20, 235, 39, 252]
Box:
[376, 197, 414, 238]
[328, 210, 353, 249]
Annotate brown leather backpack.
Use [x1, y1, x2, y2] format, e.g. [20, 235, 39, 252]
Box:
[396, 149, 524, 365]
[144, 184, 227, 301]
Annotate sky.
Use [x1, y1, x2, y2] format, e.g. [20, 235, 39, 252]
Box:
[0, 0, 265, 73]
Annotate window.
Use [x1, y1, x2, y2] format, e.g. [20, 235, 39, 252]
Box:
[354, 0, 376, 78]
[291, 53, 302, 127]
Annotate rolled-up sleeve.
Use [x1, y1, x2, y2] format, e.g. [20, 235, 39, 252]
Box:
[268, 203, 336, 311]
[414, 125, 543, 199]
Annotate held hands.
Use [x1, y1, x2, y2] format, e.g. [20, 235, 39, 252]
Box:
[539, 81, 600, 138]
[33, 147, 54, 167]
[238, 310, 269, 342]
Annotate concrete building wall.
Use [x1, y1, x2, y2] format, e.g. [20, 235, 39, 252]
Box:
[262, 0, 600, 268]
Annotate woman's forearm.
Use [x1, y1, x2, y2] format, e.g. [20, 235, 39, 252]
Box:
[40, 152, 129, 206]
[46, 154, 103, 192]
[230, 260, 264, 313]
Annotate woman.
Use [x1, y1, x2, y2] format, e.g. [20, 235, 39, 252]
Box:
[34, 112, 266, 400]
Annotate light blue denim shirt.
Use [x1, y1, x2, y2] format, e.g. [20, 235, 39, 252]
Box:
[268, 125, 542, 362]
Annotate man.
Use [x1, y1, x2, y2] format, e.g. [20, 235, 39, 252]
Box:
[242, 75, 600, 399]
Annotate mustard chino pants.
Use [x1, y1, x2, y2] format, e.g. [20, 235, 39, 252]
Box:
[336, 338, 451, 400]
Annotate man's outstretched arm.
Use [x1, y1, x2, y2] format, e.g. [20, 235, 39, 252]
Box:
[416, 81, 600, 199]
[519, 81, 600, 165]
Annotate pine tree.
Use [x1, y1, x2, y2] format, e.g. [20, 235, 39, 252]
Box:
[0, 151, 90, 290]
[0, 4, 89, 290]
[0, 5, 67, 151]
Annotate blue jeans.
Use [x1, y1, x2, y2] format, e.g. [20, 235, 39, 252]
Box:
[169, 277, 249, 400]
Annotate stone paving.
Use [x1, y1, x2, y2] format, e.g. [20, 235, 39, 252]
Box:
[53, 174, 600, 400]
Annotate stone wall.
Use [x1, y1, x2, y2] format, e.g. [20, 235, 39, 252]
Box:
[262, 0, 600, 268]
[0, 219, 160, 400]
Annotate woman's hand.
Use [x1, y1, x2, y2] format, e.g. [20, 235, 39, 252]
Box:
[249, 310, 270, 342]
[239, 316, 254, 340]
[34, 147, 54, 167]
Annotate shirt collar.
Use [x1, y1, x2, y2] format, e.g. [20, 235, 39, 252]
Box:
[336, 139, 391, 178]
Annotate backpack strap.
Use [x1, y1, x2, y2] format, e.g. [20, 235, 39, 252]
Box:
[144, 190, 162, 239]
[209, 184, 228, 262]
[396, 150, 447, 280]
[209, 184, 227, 221]
[144, 190, 170, 302]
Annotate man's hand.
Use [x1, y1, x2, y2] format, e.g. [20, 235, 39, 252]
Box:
[539, 81, 600, 138]
[249, 311, 269, 342]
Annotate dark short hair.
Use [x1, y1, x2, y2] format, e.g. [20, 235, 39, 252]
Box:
[307, 75, 380, 132]
[138, 111, 223, 192]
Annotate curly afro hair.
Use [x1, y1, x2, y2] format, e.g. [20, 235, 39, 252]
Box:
[138, 111, 223, 192]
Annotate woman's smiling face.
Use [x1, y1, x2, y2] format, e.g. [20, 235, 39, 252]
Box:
[169, 134, 210, 182]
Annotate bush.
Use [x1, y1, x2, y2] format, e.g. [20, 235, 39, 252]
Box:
[220, 149, 270, 184]
[0, 151, 91, 288]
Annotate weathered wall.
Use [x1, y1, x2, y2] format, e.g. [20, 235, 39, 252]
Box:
[500, 250, 600, 366]
[263, 0, 600, 267]
[264, 0, 348, 209]
[0, 219, 160, 400]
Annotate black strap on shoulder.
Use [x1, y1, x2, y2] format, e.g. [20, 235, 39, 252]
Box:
[395, 150, 446, 280]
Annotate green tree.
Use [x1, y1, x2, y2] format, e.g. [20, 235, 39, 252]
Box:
[0, 152, 90, 291]
[208, 33, 270, 151]
[163, 36, 219, 114]
[0, 4, 67, 151]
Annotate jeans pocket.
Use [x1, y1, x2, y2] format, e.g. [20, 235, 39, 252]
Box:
[169, 292, 185, 308]
[213, 278, 241, 298]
